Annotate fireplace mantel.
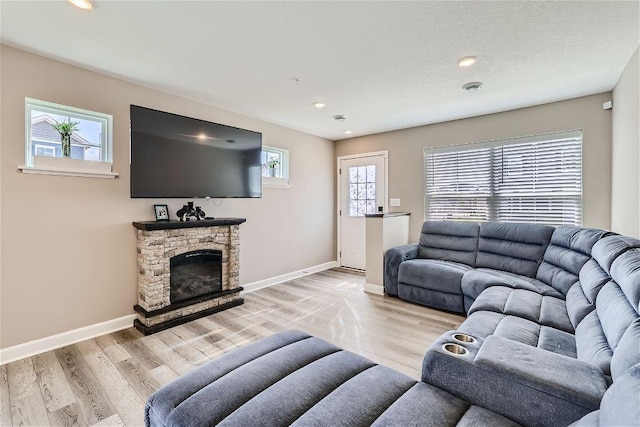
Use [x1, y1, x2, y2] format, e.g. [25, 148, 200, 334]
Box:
[133, 219, 245, 335]
[133, 217, 246, 231]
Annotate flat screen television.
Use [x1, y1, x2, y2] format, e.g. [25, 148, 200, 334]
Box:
[130, 105, 262, 198]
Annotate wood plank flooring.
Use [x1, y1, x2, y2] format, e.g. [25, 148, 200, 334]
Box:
[1, 269, 464, 426]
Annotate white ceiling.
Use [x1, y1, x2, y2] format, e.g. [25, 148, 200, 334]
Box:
[1, 1, 638, 141]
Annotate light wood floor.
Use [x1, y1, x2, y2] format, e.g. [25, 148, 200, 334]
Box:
[0, 269, 465, 427]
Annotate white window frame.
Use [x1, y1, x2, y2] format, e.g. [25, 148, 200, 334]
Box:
[262, 145, 290, 187]
[424, 130, 583, 227]
[33, 144, 55, 157]
[21, 98, 117, 178]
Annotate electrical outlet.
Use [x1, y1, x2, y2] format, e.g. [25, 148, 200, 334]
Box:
[390, 198, 401, 207]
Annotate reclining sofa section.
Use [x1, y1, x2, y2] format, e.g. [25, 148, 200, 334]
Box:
[145, 330, 640, 427]
[385, 221, 607, 314]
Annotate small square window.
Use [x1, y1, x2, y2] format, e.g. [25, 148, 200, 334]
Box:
[25, 98, 113, 167]
[261, 146, 289, 186]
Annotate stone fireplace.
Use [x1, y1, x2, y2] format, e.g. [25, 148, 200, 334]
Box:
[132, 218, 246, 335]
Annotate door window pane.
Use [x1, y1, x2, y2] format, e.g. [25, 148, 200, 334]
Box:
[348, 164, 377, 216]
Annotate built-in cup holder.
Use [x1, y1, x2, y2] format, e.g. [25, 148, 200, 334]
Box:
[452, 333, 476, 344]
[442, 343, 468, 356]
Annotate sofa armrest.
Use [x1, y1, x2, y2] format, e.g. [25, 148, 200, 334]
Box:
[384, 244, 419, 296]
[422, 333, 609, 427]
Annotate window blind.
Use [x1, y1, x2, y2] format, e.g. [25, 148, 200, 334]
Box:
[424, 130, 583, 226]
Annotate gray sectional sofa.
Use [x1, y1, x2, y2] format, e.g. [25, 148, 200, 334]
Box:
[384, 222, 609, 314]
[146, 221, 640, 427]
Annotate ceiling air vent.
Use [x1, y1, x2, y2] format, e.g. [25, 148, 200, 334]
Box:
[462, 82, 483, 93]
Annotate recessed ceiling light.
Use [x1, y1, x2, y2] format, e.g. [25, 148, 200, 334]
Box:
[197, 133, 207, 140]
[457, 56, 478, 68]
[462, 82, 483, 93]
[67, 0, 94, 10]
[313, 102, 326, 109]
[344, 130, 352, 135]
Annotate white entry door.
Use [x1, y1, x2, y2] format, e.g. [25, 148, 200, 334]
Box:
[339, 154, 386, 270]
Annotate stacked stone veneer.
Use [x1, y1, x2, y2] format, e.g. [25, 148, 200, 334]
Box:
[136, 224, 240, 328]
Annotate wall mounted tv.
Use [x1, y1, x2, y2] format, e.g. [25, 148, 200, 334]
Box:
[130, 105, 262, 198]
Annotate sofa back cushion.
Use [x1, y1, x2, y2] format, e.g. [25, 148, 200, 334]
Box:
[566, 235, 640, 327]
[575, 246, 640, 376]
[610, 319, 640, 381]
[599, 363, 640, 426]
[475, 222, 554, 278]
[608, 248, 640, 380]
[611, 247, 640, 315]
[418, 221, 479, 267]
[591, 235, 640, 273]
[577, 363, 640, 427]
[566, 259, 611, 327]
[536, 227, 607, 296]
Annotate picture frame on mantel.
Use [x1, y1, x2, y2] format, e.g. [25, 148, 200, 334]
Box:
[154, 204, 170, 221]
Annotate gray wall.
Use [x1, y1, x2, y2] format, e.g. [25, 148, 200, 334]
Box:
[0, 45, 336, 349]
[336, 93, 613, 240]
[612, 46, 640, 238]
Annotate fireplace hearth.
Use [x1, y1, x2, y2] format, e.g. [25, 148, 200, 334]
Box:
[132, 218, 246, 335]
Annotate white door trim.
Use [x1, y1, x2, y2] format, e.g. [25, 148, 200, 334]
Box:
[336, 151, 389, 268]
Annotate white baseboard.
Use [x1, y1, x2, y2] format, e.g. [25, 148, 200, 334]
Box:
[0, 314, 136, 365]
[0, 262, 339, 365]
[242, 261, 338, 294]
[364, 283, 384, 295]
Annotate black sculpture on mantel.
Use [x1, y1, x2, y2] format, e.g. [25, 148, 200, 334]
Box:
[176, 201, 206, 221]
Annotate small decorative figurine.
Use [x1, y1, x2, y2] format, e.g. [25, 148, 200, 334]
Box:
[176, 202, 207, 221]
[195, 206, 206, 220]
[176, 204, 189, 221]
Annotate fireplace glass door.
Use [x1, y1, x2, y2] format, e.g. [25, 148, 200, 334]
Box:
[170, 250, 222, 303]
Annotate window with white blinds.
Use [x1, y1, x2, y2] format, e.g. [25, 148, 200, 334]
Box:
[424, 130, 583, 226]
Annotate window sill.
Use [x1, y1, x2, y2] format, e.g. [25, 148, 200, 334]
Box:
[262, 176, 290, 188]
[19, 156, 118, 179]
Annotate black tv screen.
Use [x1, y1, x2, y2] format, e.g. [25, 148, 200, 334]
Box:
[130, 105, 262, 198]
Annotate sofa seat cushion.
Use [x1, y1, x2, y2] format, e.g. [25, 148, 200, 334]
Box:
[457, 311, 577, 358]
[372, 382, 521, 427]
[469, 286, 574, 333]
[398, 259, 473, 294]
[461, 268, 565, 303]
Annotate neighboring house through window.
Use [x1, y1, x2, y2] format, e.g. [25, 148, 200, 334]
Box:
[424, 130, 583, 227]
[30, 114, 98, 160]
